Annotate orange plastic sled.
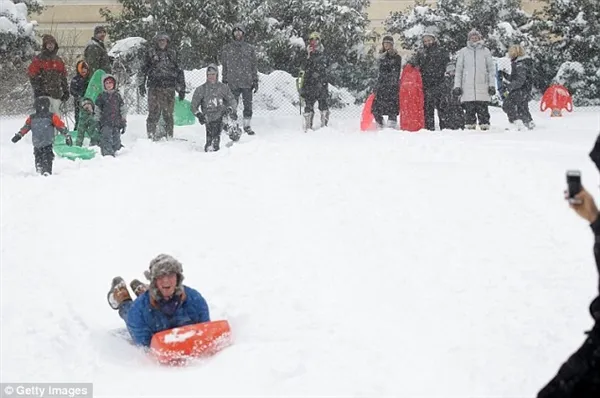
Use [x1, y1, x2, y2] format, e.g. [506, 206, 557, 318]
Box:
[360, 93, 376, 131]
[540, 84, 573, 116]
[150, 320, 232, 365]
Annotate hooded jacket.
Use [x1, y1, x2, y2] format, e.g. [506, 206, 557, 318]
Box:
[27, 34, 69, 100]
[139, 33, 185, 91]
[300, 42, 329, 99]
[17, 97, 69, 148]
[70, 60, 90, 98]
[220, 25, 258, 89]
[95, 74, 127, 127]
[410, 34, 449, 90]
[190, 65, 238, 122]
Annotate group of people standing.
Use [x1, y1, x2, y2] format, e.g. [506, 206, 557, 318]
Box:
[371, 27, 535, 131]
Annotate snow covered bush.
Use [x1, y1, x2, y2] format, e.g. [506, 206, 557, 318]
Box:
[384, 0, 531, 56]
[529, 0, 600, 105]
[0, 0, 39, 64]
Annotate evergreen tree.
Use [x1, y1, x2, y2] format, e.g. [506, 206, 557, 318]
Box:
[0, 0, 39, 63]
[385, 0, 530, 56]
[529, 0, 600, 105]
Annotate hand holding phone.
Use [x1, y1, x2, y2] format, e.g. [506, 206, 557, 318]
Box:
[566, 170, 582, 204]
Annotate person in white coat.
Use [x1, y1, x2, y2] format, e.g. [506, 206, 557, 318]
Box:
[453, 29, 496, 130]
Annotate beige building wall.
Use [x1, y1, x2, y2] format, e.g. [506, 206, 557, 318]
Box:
[32, 0, 546, 50]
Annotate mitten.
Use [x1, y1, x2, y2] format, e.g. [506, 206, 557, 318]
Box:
[11, 133, 22, 143]
[195, 112, 206, 125]
[488, 86, 496, 95]
[65, 134, 73, 146]
[252, 81, 259, 94]
[61, 92, 70, 102]
[138, 84, 146, 97]
[452, 87, 462, 96]
[178, 91, 185, 101]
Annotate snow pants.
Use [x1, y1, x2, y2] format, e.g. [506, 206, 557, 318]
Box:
[147, 87, 175, 140]
[100, 126, 122, 157]
[537, 329, 600, 397]
[463, 101, 490, 126]
[34, 145, 54, 175]
[503, 90, 533, 124]
[205, 119, 222, 152]
[424, 85, 444, 131]
[231, 87, 253, 119]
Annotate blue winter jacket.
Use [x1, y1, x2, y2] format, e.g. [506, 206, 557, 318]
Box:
[126, 285, 210, 347]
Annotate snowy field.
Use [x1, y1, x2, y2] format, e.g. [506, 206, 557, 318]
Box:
[1, 105, 600, 397]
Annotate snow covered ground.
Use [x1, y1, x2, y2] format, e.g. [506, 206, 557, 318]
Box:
[1, 105, 600, 397]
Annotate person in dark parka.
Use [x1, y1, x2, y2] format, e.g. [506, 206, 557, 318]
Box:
[408, 28, 450, 131]
[502, 44, 535, 130]
[300, 32, 330, 131]
[439, 62, 465, 130]
[372, 35, 402, 129]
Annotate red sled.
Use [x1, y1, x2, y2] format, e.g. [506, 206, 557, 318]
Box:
[399, 65, 425, 132]
[540, 84, 573, 117]
[360, 93, 376, 131]
[150, 320, 232, 365]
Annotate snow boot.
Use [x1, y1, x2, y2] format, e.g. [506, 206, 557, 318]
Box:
[387, 119, 397, 129]
[303, 112, 314, 132]
[480, 124, 490, 131]
[465, 124, 477, 130]
[130, 279, 148, 297]
[243, 118, 255, 135]
[228, 123, 242, 142]
[107, 277, 132, 310]
[525, 121, 535, 130]
[320, 110, 330, 128]
[205, 135, 220, 152]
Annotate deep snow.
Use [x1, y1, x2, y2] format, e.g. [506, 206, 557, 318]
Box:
[1, 105, 600, 397]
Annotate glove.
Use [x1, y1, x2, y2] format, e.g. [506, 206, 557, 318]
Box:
[452, 87, 462, 96]
[65, 134, 73, 146]
[120, 120, 127, 134]
[488, 86, 496, 96]
[11, 133, 22, 143]
[61, 92, 70, 102]
[195, 112, 206, 125]
[252, 81, 259, 94]
[222, 79, 228, 86]
[178, 91, 185, 101]
[138, 84, 146, 97]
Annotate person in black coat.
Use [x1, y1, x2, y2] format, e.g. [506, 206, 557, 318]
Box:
[537, 138, 600, 397]
[408, 29, 450, 131]
[372, 36, 402, 129]
[439, 62, 465, 130]
[502, 44, 535, 130]
[300, 32, 330, 131]
[69, 60, 90, 131]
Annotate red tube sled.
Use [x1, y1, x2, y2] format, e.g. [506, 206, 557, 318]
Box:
[360, 93, 376, 131]
[399, 65, 424, 132]
[540, 84, 573, 117]
[150, 320, 232, 365]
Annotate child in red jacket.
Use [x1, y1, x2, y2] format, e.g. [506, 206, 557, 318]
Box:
[11, 97, 72, 176]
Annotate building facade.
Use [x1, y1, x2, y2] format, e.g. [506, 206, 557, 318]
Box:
[33, 0, 545, 49]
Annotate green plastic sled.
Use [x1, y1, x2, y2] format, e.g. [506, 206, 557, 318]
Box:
[174, 98, 195, 126]
[84, 70, 107, 103]
[54, 134, 96, 160]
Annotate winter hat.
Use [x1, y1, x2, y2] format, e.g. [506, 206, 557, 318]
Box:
[154, 31, 170, 42]
[94, 25, 107, 36]
[382, 35, 394, 45]
[81, 97, 94, 109]
[144, 254, 185, 299]
[102, 74, 117, 90]
[34, 96, 50, 114]
[41, 34, 58, 51]
[468, 29, 482, 41]
[76, 60, 89, 76]
[309, 31, 321, 41]
[422, 26, 438, 40]
[232, 24, 246, 35]
[206, 63, 219, 76]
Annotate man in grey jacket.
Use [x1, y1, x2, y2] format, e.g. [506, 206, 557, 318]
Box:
[453, 29, 496, 130]
[220, 24, 258, 135]
[190, 64, 239, 152]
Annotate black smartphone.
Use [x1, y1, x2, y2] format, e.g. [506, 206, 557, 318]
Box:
[566, 170, 582, 202]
